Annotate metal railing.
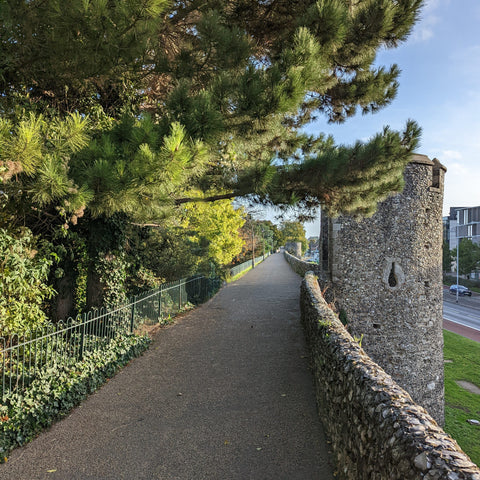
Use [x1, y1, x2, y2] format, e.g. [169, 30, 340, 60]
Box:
[0, 275, 218, 401]
[229, 251, 271, 278]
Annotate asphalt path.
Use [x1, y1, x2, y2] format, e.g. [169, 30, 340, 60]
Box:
[0, 253, 333, 480]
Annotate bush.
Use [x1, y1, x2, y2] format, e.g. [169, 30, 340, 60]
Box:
[444, 274, 480, 290]
[0, 228, 56, 337]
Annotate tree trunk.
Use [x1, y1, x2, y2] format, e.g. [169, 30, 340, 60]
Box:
[52, 256, 77, 322]
[86, 261, 106, 311]
[85, 215, 127, 311]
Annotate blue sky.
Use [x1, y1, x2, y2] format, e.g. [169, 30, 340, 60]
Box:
[299, 0, 480, 237]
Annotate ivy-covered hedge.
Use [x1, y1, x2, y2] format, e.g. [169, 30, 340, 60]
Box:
[0, 334, 151, 462]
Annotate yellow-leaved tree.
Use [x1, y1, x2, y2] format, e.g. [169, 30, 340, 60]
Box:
[182, 199, 245, 267]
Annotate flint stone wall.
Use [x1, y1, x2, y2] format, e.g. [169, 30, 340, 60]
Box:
[319, 155, 446, 424]
[284, 250, 318, 277]
[284, 241, 302, 258]
[301, 271, 480, 480]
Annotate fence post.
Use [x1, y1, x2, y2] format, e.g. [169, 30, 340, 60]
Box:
[130, 296, 136, 334]
[178, 280, 182, 311]
[1, 337, 5, 402]
[79, 314, 86, 361]
[158, 286, 163, 323]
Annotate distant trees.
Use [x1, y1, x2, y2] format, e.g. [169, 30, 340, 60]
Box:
[443, 241, 453, 273]
[308, 236, 319, 253]
[182, 200, 245, 269]
[452, 239, 480, 277]
[236, 217, 269, 262]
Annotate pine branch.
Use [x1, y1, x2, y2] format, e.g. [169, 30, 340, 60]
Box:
[174, 192, 239, 205]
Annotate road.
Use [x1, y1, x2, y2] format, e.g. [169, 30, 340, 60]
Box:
[443, 287, 480, 332]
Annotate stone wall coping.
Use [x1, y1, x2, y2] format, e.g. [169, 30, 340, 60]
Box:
[410, 153, 447, 171]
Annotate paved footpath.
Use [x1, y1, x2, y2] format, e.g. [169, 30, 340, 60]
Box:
[444, 319, 480, 343]
[1, 253, 334, 480]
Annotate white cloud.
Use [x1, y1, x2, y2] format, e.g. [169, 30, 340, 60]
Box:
[411, 23, 435, 42]
[443, 168, 480, 213]
[410, 0, 444, 42]
[441, 145, 480, 213]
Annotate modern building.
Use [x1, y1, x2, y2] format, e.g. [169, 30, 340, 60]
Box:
[456, 206, 480, 244]
[445, 206, 480, 278]
[446, 206, 480, 250]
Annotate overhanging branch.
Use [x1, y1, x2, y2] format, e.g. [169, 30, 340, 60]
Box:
[174, 192, 239, 205]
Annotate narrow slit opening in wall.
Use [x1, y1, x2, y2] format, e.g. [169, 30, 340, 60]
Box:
[388, 262, 398, 287]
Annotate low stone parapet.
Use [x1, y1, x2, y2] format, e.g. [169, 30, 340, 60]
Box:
[284, 250, 318, 277]
[301, 271, 480, 480]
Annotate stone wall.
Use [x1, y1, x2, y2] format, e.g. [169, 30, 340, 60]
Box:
[319, 155, 446, 425]
[284, 250, 318, 277]
[301, 271, 480, 480]
[284, 241, 302, 258]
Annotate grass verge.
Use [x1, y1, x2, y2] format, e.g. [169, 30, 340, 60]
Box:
[443, 329, 480, 466]
[227, 266, 253, 283]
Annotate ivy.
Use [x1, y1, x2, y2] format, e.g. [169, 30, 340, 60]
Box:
[0, 334, 151, 462]
[95, 251, 129, 309]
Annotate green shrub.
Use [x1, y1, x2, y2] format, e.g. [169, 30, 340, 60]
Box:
[444, 274, 480, 292]
[0, 228, 56, 337]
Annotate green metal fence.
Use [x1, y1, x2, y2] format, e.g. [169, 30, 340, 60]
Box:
[0, 275, 219, 402]
[229, 251, 271, 278]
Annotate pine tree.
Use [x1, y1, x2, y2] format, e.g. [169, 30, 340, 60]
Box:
[0, 0, 168, 116]
[149, 0, 424, 215]
[1, 0, 424, 220]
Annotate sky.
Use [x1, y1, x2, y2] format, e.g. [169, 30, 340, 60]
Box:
[294, 0, 480, 237]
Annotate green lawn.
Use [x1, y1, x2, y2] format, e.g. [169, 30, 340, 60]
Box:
[443, 330, 480, 466]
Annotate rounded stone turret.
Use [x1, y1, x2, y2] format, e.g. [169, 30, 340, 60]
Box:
[319, 154, 446, 424]
[285, 241, 302, 258]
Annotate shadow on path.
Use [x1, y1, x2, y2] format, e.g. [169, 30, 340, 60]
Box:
[1, 253, 334, 480]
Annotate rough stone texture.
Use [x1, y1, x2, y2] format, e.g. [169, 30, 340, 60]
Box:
[284, 250, 318, 277]
[284, 241, 302, 258]
[319, 155, 446, 425]
[301, 271, 480, 480]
